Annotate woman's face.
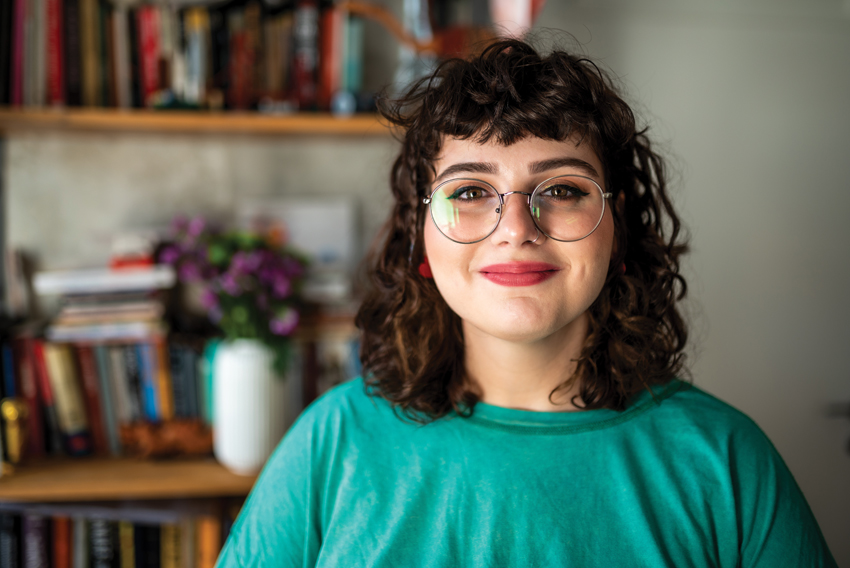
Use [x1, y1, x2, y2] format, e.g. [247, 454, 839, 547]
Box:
[423, 135, 615, 346]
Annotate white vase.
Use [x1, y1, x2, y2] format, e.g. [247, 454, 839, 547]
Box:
[212, 339, 302, 476]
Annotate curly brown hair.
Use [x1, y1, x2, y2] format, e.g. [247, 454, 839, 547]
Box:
[355, 38, 689, 420]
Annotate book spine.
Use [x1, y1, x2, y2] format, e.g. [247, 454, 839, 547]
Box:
[21, 513, 48, 568]
[292, 0, 318, 110]
[159, 524, 179, 568]
[31, 340, 64, 455]
[14, 338, 44, 459]
[112, 6, 131, 108]
[118, 521, 134, 568]
[135, 344, 159, 422]
[52, 516, 71, 568]
[168, 345, 188, 419]
[195, 515, 220, 568]
[62, 0, 80, 105]
[2, 343, 17, 399]
[344, 15, 363, 95]
[137, 5, 159, 107]
[71, 516, 88, 568]
[31, 0, 47, 106]
[93, 345, 121, 455]
[317, 5, 341, 111]
[89, 519, 117, 568]
[99, 0, 113, 107]
[75, 345, 108, 455]
[133, 524, 159, 568]
[10, 0, 26, 105]
[46, 0, 63, 105]
[107, 346, 134, 424]
[0, 512, 21, 568]
[42, 343, 91, 455]
[0, 0, 15, 105]
[79, 0, 99, 106]
[122, 346, 144, 422]
[154, 341, 173, 421]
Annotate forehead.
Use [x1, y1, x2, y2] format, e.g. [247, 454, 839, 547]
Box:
[432, 135, 605, 185]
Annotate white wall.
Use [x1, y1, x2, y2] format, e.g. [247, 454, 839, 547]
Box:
[534, 0, 850, 561]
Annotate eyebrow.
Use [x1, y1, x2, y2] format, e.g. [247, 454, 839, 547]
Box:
[529, 157, 600, 178]
[433, 157, 600, 185]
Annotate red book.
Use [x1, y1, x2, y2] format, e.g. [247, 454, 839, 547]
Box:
[13, 337, 44, 459]
[46, 0, 64, 105]
[75, 345, 108, 455]
[10, 0, 26, 105]
[52, 516, 72, 568]
[317, 6, 342, 111]
[136, 5, 159, 107]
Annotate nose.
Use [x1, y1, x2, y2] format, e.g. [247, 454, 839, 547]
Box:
[491, 192, 540, 245]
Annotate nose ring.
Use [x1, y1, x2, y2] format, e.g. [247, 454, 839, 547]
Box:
[530, 228, 540, 243]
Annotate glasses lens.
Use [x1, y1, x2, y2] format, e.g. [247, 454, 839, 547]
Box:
[429, 179, 501, 243]
[531, 176, 605, 241]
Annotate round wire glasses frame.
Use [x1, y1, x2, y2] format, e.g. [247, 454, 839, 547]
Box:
[422, 174, 613, 244]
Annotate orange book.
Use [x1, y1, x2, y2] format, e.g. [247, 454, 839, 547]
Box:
[155, 339, 174, 421]
[52, 516, 72, 568]
[196, 515, 221, 568]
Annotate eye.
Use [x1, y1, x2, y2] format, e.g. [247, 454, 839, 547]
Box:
[540, 184, 590, 200]
[447, 185, 495, 200]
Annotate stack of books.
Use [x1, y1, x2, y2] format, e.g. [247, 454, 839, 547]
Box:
[0, 0, 366, 113]
[0, 265, 210, 460]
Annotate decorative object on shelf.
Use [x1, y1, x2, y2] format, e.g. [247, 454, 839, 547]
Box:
[118, 419, 213, 459]
[160, 216, 308, 475]
[212, 339, 302, 475]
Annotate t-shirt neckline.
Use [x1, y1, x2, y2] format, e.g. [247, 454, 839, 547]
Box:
[465, 380, 685, 435]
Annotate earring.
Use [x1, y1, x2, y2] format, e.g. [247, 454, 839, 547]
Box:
[418, 256, 434, 278]
[620, 262, 627, 275]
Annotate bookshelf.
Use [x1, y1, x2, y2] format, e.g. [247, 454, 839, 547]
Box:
[0, 457, 256, 502]
[0, 108, 391, 136]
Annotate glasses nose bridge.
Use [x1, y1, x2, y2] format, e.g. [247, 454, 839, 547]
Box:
[497, 190, 533, 210]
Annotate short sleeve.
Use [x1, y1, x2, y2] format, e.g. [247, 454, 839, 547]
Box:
[732, 419, 837, 567]
[215, 410, 323, 568]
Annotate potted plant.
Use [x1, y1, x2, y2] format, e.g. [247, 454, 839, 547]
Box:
[159, 216, 307, 475]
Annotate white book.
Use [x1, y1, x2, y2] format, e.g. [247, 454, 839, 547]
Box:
[112, 7, 132, 109]
[34, 265, 176, 295]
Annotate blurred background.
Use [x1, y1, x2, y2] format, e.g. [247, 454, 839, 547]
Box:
[2, 0, 848, 563]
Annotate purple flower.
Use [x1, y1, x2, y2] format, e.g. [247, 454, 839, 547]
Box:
[270, 309, 299, 336]
[158, 245, 182, 265]
[178, 260, 202, 282]
[272, 277, 292, 299]
[188, 216, 206, 237]
[200, 288, 219, 310]
[220, 272, 242, 296]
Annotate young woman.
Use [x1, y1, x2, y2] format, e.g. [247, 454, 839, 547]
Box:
[216, 40, 836, 567]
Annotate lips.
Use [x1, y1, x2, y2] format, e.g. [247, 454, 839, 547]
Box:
[478, 262, 561, 287]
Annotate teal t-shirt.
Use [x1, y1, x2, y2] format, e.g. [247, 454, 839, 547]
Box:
[216, 378, 836, 567]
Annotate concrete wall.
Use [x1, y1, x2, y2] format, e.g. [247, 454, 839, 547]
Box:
[5, 0, 849, 562]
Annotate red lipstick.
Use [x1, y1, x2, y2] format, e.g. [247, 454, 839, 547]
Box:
[479, 262, 560, 287]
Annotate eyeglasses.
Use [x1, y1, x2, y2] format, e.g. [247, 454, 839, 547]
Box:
[423, 174, 612, 244]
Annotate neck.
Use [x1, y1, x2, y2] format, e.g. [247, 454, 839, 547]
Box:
[463, 314, 589, 412]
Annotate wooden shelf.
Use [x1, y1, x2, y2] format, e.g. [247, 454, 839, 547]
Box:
[0, 108, 390, 136]
[0, 457, 257, 502]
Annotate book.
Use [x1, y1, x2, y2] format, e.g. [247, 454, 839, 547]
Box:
[132, 524, 159, 568]
[75, 345, 109, 455]
[41, 343, 91, 456]
[159, 523, 180, 568]
[135, 343, 159, 421]
[31, 339, 64, 455]
[52, 515, 72, 568]
[121, 345, 143, 423]
[10, 0, 26, 105]
[92, 345, 121, 455]
[78, 0, 100, 106]
[194, 515, 220, 568]
[117, 521, 134, 568]
[46, 0, 64, 105]
[13, 337, 44, 460]
[111, 6, 131, 108]
[29, 0, 47, 106]
[62, 0, 81, 105]
[154, 341, 174, 421]
[21, 512, 49, 568]
[293, 0, 318, 110]
[89, 518, 118, 568]
[71, 516, 88, 568]
[107, 346, 134, 424]
[136, 5, 160, 107]
[317, 5, 342, 111]
[0, 0, 14, 104]
[33, 266, 175, 296]
[0, 512, 21, 568]
[182, 7, 208, 106]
